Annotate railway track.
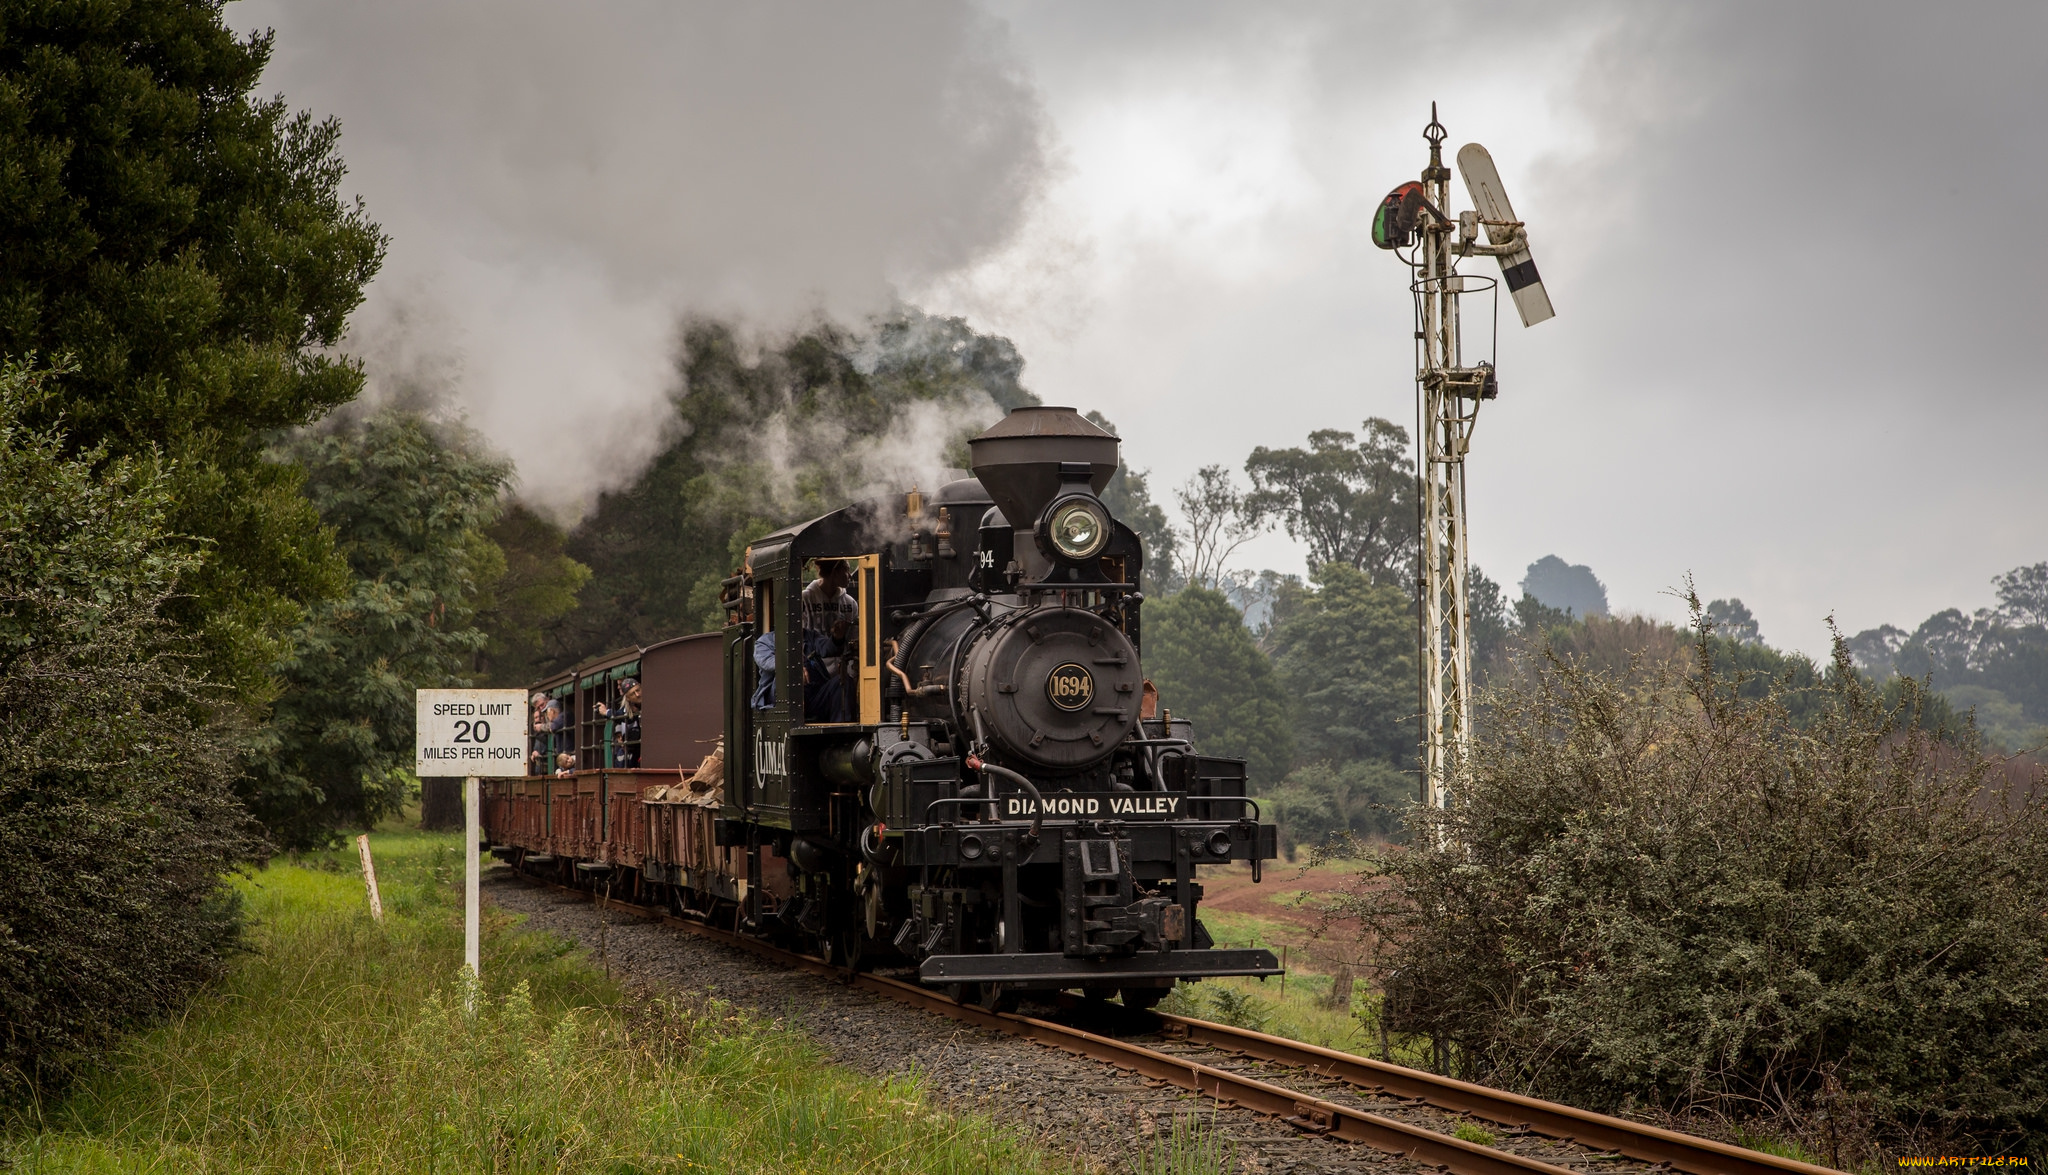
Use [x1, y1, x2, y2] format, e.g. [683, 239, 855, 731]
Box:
[517, 872, 1838, 1175]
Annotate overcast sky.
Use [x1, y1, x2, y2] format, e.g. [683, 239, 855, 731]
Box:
[238, 0, 2048, 657]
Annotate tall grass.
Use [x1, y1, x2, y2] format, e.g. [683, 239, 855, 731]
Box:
[1, 831, 1060, 1174]
[1130, 1111, 1233, 1175]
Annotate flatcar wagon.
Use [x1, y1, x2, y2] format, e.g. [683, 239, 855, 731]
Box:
[485, 406, 1281, 1011]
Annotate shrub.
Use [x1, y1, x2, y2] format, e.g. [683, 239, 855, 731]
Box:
[1335, 599, 2048, 1161]
[1200, 987, 1273, 1032]
[0, 362, 265, 1088]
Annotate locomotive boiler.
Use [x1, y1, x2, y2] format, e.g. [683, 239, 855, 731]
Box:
[487, 406, 1281, 1011]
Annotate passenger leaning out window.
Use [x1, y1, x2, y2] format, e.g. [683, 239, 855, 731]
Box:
[606, 678, 643, 768]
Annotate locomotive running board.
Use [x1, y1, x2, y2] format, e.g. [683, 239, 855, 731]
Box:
[920, 948, 1281, 984]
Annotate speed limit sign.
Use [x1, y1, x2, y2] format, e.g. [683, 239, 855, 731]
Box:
[415, 689, 529, 776]
[414, 687, 526, 999]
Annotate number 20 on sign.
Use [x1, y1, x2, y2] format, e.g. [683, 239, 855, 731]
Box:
[415, 689, 529, 774]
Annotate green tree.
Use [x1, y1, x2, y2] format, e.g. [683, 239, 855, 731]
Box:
[1468, 564, 1512, 677]
[0, 361, 264, 1084]
[1143, 586, 1292, 785]
[0, 2, 386, 702]
[1269, 563, 1416, 767]
[246, 410, 509, 848]
[1514, 591, 1575, 637]
[1703, 596, 1763, 646]
[471, 502, 591, 688]
[1244, 418, 1414, 586]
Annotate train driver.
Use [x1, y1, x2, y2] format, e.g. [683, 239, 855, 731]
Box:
[801, 558, 859, 722]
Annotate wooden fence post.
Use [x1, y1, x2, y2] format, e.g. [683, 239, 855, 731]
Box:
[356, 834, 384, 922]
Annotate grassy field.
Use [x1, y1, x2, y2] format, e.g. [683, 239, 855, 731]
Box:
[0, 828, 1070, 1174]
[1158, 862, 1434, 1067]
[1163, 907, 1435, 1067]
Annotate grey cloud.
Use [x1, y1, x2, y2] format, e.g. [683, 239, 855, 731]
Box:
[964, 1, 2048, 655]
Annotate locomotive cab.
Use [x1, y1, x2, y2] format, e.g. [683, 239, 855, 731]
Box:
[722, 406, 1281, 1009]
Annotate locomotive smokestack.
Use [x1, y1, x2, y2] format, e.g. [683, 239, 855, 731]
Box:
[967, 406, 1119, 536]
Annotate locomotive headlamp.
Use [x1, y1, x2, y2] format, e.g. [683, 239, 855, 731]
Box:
[1045, 497, 1109, 561]
[1206, 830, 1234, 858]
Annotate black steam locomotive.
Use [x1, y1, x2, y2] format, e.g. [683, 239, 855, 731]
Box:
[488, 406, 1281, 1010]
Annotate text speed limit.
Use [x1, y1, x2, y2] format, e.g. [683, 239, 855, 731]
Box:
[416, 689, 529, 776]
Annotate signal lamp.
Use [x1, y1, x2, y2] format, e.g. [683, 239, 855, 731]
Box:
[1372, 181, 1439, 250]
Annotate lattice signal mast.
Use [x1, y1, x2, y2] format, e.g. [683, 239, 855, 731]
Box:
[1371, 105, 1555, 809]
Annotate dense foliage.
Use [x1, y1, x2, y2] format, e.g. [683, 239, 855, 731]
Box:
[1526, 608, 1959, 736]
[0, 0, 385, 703]
[1142, 585, 1292, 784]
[1259, 759, 1409, 853]
[1134, 558, 1425, 850]
[470, 502, 590, 688]
[246, 410, 512, 849]
[1339, 613, 2048, 1161]
[0, 363, 264, 1086]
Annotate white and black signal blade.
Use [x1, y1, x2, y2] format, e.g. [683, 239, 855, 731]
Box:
[1456, 142, 1554, 327]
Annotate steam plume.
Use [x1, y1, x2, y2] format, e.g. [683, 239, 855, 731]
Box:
[239, 0, 1050, 514]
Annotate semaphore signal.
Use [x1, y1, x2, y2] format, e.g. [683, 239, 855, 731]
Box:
[1373, 104, 1555, 810]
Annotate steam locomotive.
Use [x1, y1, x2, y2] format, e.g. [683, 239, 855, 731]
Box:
[485, 406, 1281, 1011]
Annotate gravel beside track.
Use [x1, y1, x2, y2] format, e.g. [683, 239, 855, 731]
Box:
[486, 867, 1417, 1175]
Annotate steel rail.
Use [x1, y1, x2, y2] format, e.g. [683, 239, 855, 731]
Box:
[515, 874, 1831, 1175]
[1152, 1015, 1841, 1175]
[525, 877, 1570, 1175]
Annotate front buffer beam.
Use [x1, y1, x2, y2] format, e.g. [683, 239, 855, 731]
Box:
[920, 948, 1280, 984]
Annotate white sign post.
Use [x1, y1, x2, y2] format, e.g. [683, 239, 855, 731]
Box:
[416, 688, 527, 1010]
